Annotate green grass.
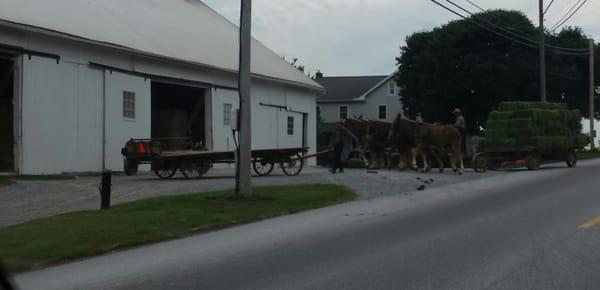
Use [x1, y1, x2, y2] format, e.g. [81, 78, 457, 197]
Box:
[0, 175, 76, 187]
[0, 176, 15, 187]
[11, 175, 76, 181]
[577, 151, 600, 160]
[0, 184, 355, 273]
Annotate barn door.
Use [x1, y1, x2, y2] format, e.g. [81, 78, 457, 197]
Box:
[0, 57, 14, 171]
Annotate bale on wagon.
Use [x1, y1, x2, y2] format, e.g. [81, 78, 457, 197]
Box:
[474, 102, 589, 171]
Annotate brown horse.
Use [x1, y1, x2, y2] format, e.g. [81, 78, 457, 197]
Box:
[363, 120, 391, 168]
[389, 114, 464, 174]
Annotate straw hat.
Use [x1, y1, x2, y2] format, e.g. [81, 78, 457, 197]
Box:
[452, 108, 462, 114]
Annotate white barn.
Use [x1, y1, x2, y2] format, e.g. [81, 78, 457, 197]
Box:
[0, 0, 322, 175]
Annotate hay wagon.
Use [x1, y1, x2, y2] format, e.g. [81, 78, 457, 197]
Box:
[472, 102, 589, 172]
[121, 138, 307, 179]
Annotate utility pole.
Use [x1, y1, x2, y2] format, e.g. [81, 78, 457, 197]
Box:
[539, 0, 547, 102]
[236, 0, 252, 197]
[590, 38, 596, 150]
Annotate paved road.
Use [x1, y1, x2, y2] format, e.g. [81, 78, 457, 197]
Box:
[14, 160, 600, 289]
[0, 167, 493, 227]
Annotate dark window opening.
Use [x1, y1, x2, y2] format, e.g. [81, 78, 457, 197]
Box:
[339, 106, 348, 119]
[0, 57, 14, 171]
[151, 82, 206, 147]
[378, 105, 387, 120]
[287, 116, 294, 135]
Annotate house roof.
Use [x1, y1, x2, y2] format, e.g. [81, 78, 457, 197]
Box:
[0, 0, 322, 91]
[315, 75, 389, 103]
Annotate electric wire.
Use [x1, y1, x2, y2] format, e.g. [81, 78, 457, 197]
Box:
[446, 0, 588, 52]
[550, 0, 588, 32]
[431, 0, 589, 56]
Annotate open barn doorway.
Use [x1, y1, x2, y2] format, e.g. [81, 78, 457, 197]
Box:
[151, 82, 207, 148]
[0, 57, 14, 172]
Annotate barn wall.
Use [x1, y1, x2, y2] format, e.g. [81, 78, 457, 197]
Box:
[21, 56, 103, 174]
[211, 81, 317, 165]
[104, 71, 151, 171]
[3, 25, 319, 173]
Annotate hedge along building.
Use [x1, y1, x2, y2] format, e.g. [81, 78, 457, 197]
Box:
[0, 0, 322, 175]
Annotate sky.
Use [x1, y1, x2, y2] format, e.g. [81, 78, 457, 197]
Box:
[202, 0, 600, 77]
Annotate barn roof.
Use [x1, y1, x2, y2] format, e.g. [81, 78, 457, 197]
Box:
[315, 75, 389, 103]
[0, 0, 322, 91]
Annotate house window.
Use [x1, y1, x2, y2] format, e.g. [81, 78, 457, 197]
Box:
[339, 106, 348, 120]
[123, 91, 135, 119]
[223, 103, 232, 126]
[378, 105, 388, 120]
[388, 82, 397, 96]
[287, 116, 294, 135]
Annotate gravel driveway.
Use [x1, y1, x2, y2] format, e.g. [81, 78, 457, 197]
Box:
[0, 167, 501, 228]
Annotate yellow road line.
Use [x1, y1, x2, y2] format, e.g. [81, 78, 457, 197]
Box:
[580, 216, 600, 229]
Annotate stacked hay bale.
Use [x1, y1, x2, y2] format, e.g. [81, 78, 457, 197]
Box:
[479, 102, 588, 153]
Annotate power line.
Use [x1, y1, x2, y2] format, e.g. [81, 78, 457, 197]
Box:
[430, 0, 589, 56]
[544, 0, 556, 14]
[551, 0, 582, 27]
[464, 0, 485, 11]
[445, 0, 589, 52]
[550, 0, 588, 32]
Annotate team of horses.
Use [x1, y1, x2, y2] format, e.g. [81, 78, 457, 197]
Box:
[345, 114, 464, 175]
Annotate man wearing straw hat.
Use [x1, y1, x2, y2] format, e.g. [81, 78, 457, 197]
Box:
[329, 118, 359, 174]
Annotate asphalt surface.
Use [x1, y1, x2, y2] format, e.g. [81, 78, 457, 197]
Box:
[13, 159, 600, 290]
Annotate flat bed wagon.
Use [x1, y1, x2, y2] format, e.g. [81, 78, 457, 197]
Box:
[121, 138, 307, 179]
[472, 102, 588, 172]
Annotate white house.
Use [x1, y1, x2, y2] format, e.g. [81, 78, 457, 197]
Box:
[315, 73, 403, 127]
[0, 0, 322, 175]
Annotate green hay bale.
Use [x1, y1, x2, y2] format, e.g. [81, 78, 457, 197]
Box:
[498, 102, 568, 111]
[478, 138, 516, 151]
[572, 134, 590, 149]
[485, 120, 509, 132]
[488, 111, 513, 121]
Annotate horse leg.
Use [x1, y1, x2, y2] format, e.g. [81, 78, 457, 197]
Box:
[457, 141, 464, 175]
[432, 150, 444, 173]
[450, 145, 458, 173]
[411, 147, 419, 171]
[421, 153, 429, 173]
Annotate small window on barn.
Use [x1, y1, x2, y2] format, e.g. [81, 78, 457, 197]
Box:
[339, 106, 348, 120]
[287, 116, 294, 135]
[123, 91, 135, 119]
[388, 82, 396, 96]
[223, 103, 232, 126]
[378, 105, 388, 120]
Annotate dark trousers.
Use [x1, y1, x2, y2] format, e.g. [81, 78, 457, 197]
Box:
[331, 142, 344, 173]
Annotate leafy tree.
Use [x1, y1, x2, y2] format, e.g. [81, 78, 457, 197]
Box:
[395, 10, 598, 134]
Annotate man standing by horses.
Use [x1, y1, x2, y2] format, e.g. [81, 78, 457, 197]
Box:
[329, 119, 359, 174]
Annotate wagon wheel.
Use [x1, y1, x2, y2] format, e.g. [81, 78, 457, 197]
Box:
[280, 154, 304, 176]
[565, 150, 577, 168]
[253, 158, 275, 176]
[525, 153, 541, 170]
[472, 153, 489, 173]
[181, 160, 211, 179]
[154, 162, 177, 179]
[124, 159, 138, 176]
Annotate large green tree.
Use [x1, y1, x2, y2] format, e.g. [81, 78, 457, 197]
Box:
[395, 10, 598, 133]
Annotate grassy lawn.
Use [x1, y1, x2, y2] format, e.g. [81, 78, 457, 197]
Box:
[577, 151, 600, 160]
[0, 175, 75, 187]
[0, 184, 355, 273]
[0, 176, 15, 187]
